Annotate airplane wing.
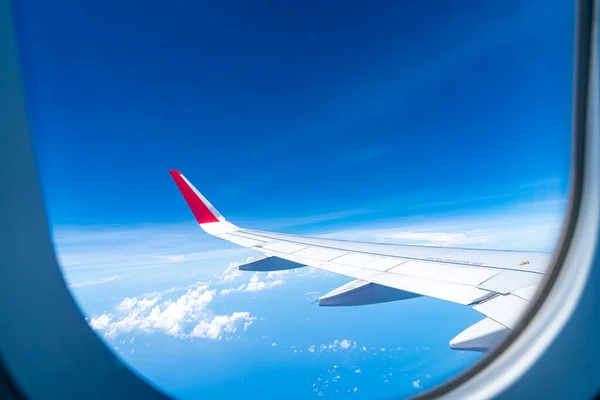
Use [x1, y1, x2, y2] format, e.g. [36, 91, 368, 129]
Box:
[169, 170, 550, 351]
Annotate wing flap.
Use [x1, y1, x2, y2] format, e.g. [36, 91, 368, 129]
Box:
[319, 279, 421, 306]
[365, 270, 493, 305]
[331, 253, 409, 271]
[449, 317, 510, 351]
[477, 270, 543, 294]
[238, 255, 306, 272]
[387, 260, 501, 286]
[473, 294, 529, 329]
[511, 285, 539, 301]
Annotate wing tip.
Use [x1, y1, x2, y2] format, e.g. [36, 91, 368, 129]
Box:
[168, 170, 221, 224]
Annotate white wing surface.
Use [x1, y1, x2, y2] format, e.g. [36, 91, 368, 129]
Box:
[169, 170, 550, 351]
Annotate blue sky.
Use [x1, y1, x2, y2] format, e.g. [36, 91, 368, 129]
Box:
[13, 0, 575, 398]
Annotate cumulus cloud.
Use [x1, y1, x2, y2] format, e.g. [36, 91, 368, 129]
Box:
[86, 250, 315, 340]
[190, 312, 256, 339]
[88, 282, 254, 340]
[308, 345, 316, 353]
[266, 269, 294, 279]
[246, 273, 285, 292]
[219, 259, 249, 283]
[89, 314, 112, 331]
[413, 380, 422, 389]
[220, 273, 284, 295]
[220, 285, 244, 295]
[354, 369, 361, 374]
[116, 296, 160, 313]
[69, 275, 121, 288]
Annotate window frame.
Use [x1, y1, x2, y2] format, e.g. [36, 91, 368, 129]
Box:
[0, 0, 597, 398]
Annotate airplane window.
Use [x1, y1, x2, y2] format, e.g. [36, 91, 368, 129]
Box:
[11, 0, 576, 398]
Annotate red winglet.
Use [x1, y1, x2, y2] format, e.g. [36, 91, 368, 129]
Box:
[169, 170, 220, 224]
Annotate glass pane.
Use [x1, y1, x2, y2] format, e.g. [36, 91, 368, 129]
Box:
[14, 0, 575, 398]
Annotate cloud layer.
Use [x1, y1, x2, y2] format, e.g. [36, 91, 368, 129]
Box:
[87, 256, 297, 340]
[220, 273, 285, 295]
[69, 275, 121, 288]
[90, 282, 218, 338]
[318, 205, 565, 252]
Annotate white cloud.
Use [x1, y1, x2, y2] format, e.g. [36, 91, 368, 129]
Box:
[220, 272, 284, 295]
[319, 339, 356, 352]
[117, 297, 138, 313]
[271, 342, 277, 347]
[137, 297, 161, 310]
[314, 339, 358, 353]
[116, 296, 161, 314]
[354, 369, 361, 374]
[88, 282, 254, 340]
[266, 270, 292, 280]
[247, 273, 284, 292]
[308, 345, 316, 353]
[243, 320, 254, 331]
[413, 380, 422, 389]
[89, 314, 112, 331]
[190, 312, 256, 339]
[69, 275, 121, 288]
[220, 285, 244, 296]
[353, 387, 359, 393]
[219, 259, 249, 283]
